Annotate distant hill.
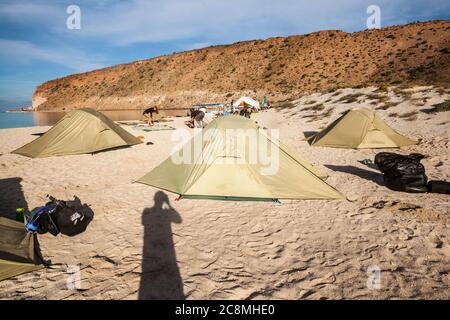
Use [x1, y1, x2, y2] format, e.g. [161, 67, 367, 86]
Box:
[32, 20, 450, 111]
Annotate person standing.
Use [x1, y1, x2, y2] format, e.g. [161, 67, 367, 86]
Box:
[230, 100, 235, 114]
[263, 96, 268, 109]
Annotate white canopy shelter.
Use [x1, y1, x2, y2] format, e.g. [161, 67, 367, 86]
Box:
[233, 97, 260, 110]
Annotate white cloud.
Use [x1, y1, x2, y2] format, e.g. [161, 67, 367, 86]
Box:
[1, 0, 448, 47]
[0, 1, 62, 27]
[0, 1, 59, 16]
[80, 0, 306, 45]
[184, 42, 213, 50]
[0, 39, 106, 72]
[77, 0, 449, 46]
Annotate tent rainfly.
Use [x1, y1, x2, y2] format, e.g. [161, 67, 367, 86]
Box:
[233, 97, 260, 110]
[0, 217, 45, 282]
[307, 108, 417, 149]
[12, 108, 142, 158]
[137, 115, 344, 201]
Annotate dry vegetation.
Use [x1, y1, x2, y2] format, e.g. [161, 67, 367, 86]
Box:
[432, 100, 450, 112]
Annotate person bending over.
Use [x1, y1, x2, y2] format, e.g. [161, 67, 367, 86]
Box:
[143, 106, 159, 126]
[190, 109, 205, 128]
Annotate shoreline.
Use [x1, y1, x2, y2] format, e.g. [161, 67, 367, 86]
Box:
[5, 109, 33, 113]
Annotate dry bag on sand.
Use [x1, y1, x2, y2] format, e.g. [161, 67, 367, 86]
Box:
[27, 195, 93, 237]
[374, 152, 428, 193]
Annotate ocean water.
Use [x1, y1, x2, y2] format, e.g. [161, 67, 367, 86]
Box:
[0, 112, 37, 129]
[0, 109, 188, 129]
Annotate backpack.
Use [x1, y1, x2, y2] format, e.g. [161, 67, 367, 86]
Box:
[374, 152, 428, 193]
[26, 196, 93, 237]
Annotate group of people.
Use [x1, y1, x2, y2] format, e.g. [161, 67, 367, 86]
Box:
[142, 96, 270, 128]
[143, 105, 205, 128]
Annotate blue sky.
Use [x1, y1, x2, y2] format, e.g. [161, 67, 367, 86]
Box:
[0, 0, 449, 109]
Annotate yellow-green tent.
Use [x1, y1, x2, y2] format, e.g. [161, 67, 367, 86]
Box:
[307, 108, 417, 149]
[137, 115, 344, 201]
[0, 217, 45, 282]
[12, 108, 142, 158]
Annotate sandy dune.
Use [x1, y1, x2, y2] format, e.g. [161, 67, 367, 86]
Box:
[0, 86, 449, 300]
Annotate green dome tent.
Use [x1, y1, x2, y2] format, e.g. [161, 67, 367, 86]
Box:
[137, 115, 344, 201]
[307, 108, 417, 149]
[12, 108, 142, 158]
[0, 218, 45, 282]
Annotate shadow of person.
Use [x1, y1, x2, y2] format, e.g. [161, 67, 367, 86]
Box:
[0, 177, 28, 219]
[139, 191, 184, 300]
[324, 164, 384, 186]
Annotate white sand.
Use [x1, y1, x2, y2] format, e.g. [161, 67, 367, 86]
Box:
[0, 86, 449, 300]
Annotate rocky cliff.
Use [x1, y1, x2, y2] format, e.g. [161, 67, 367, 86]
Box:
[33, 20, 450, 111]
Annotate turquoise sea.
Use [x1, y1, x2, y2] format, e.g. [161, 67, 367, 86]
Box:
[0, 109, 187, 129]
[0, 111, 38, 129]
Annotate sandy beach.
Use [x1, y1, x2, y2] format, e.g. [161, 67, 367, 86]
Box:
[0, 86, 449, 300]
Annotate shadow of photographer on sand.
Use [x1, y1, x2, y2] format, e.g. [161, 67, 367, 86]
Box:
[139, 191, 184, 300]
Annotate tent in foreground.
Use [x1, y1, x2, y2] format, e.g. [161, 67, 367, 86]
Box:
[137, 115, 344, 201]
[12, 108, 142, 158]
[307, 108, 417, 149]
[233, 97, 260, 110]
[0, 217, 45, 282]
